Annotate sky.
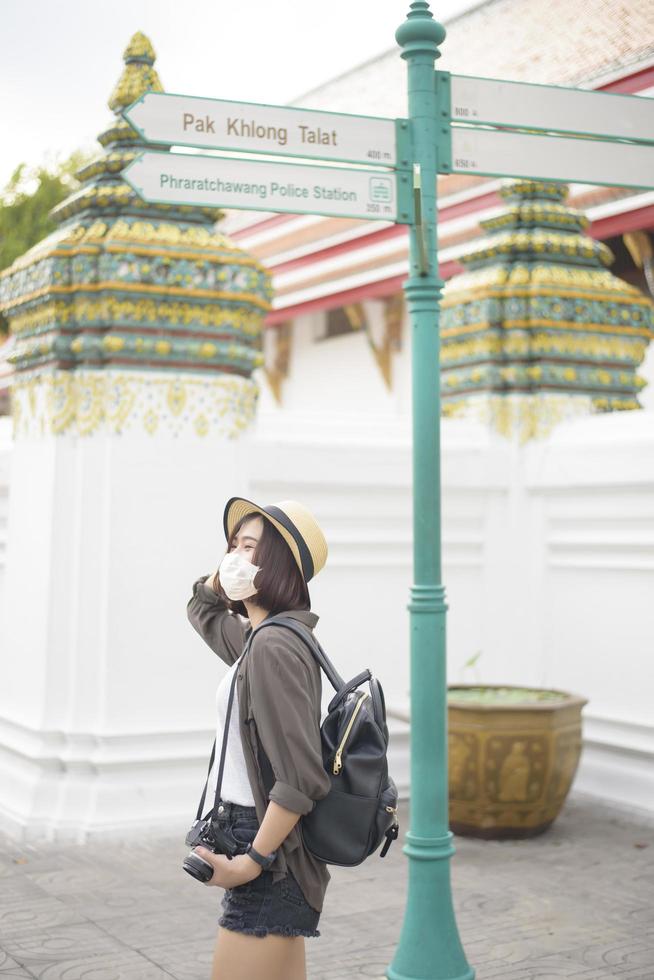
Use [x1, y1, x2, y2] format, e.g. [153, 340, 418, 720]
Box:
[0, 0, 483, 191]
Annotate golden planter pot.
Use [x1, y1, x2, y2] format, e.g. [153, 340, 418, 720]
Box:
[447, 684, 587, 839]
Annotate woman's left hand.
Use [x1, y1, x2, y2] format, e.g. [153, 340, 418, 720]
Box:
[192, 847, 262, 888]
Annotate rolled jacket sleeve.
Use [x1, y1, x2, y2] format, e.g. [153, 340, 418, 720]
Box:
[186, 575, 246, 666]
[249, 631, 331, 815]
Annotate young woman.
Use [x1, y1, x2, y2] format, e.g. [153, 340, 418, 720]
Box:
[186, 496, 331, 980]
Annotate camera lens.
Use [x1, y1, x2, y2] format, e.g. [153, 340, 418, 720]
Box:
[183, 853, 214, 883]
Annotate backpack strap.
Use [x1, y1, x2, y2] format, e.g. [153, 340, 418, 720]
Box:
[259, 615, 374, 710]
[253, 615, 346, 693]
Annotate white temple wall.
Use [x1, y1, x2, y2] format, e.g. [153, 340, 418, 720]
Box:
[0, 405, 256, 839]
[250, 307, 654, 817]
[0, 316, 652, 839]
[640, 343, 654, 411]
[0, 418, 11, 640]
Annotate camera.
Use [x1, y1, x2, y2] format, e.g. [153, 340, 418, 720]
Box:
[182, 817, 248, 883]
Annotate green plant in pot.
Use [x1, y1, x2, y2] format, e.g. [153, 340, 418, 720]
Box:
[447, 654, 587, 838]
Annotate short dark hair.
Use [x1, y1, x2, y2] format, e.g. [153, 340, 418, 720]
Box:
[213, 512, 310, 617]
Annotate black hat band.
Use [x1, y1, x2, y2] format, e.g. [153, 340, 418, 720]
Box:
[263, 505, 315, 582]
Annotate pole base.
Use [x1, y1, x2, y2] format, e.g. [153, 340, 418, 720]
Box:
[386, 967, 475, 980]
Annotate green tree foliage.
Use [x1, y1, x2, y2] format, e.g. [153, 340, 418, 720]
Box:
[0, 152, 91, 337]
[0, 152, 90, 271]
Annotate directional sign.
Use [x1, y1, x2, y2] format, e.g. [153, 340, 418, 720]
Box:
[446, 127, 654, 189]
[446, 73, 654, 144]
[123, 92, 399, 167]
[122, 151, 411, 222]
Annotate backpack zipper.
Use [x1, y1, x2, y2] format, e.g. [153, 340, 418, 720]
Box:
[333, 692, 368, 775]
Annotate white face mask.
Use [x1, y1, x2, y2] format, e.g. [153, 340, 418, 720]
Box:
[218, 550, 262, 601]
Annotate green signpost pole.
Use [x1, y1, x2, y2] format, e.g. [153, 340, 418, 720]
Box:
[387, 4, 474, 979]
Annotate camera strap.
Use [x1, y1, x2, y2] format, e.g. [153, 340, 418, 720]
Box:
[196, 659, 241, 822]
[195, 624, 260, 822]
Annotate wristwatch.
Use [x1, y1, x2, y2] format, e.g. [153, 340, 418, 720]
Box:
[244, 842, 277, 870]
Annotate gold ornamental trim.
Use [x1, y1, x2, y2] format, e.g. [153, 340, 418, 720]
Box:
[11, 369, 259, 439]
[440, 392, 615, 443]
[441, 332, 648, 364]
[95, 219, 239, 249]
[442, 285, 651, 308]
[102, 245, 265, 266]
[441, 320, 653, 340]
[76, 151, 139, 183]
[1, 227, 269, 292]
[8, 299, 266, 337]
[38, 244, 266, 269]
[0, 227, 78, 278]
[442, 264, 648, 299]
[0, 231, 268, 282]
[3, 281, 272, 313]
[504, 317, 651, 333]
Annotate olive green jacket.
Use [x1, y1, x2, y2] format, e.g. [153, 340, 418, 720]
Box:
[187, 576, 331, 912]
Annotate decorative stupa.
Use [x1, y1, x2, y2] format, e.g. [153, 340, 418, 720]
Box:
[440, 180, 654, 441]
[0, 33, 272, 439]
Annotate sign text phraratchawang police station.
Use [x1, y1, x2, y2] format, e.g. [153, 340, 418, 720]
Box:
[123, 95, 407, 222]
[122, 9, 654, 980]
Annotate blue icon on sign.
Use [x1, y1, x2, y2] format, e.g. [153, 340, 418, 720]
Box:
[369, 177, 393, 203]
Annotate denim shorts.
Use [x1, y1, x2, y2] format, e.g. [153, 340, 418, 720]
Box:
[214, 800, 321, 939]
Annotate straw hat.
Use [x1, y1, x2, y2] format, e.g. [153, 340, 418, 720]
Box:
[223, 497, 328, 583]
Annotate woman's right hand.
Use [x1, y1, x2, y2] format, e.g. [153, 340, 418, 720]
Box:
[204, 570, 219, 593]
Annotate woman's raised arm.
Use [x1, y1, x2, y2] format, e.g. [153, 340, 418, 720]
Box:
[186, 574, 246, 666]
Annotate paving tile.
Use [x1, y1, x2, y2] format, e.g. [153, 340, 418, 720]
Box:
[0, 949, 33, 975]
[95, 907, 215, 952]
[15, 951, 174, 979]
[134, 939, 213, 980]
[51, 885, 179, 924]
[0, 897, 87, 938]
[0, 880, 52, 910]
[0, 793, 652, 980]
[22, 869, 125, 898]
[0, 855, 79, 881]
[0, 924, 123, 965]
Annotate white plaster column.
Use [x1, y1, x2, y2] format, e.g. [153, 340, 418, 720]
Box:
[0, 370, 255, 841]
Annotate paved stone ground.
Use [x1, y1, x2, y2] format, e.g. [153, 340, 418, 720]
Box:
[0, 791, 652, 979]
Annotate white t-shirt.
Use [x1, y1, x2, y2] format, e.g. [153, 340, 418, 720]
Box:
[204, 658, 256, 815]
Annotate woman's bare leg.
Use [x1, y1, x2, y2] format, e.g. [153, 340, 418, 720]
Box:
[211, 926, 306, 980]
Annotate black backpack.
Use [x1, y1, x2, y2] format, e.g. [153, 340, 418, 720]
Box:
[254, 615, 400, 866]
